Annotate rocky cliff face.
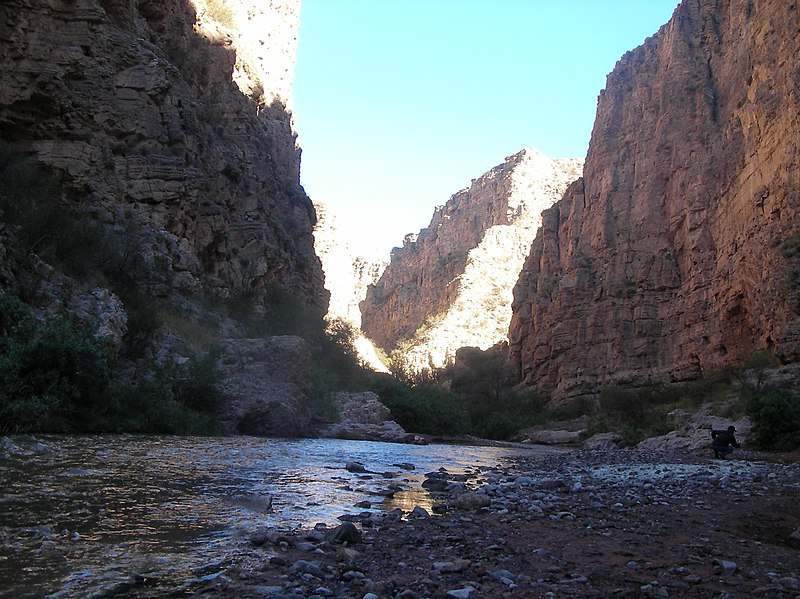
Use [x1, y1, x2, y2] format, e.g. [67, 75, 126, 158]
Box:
[312, 200, 390, 372]
[509, 0, 800, 400]
[361, 149, 582, 372]
[0, 0, 325, 307]
[313, 201, 386, 328]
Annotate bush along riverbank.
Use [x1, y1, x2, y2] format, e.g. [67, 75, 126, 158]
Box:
[178, 445, 800, 599]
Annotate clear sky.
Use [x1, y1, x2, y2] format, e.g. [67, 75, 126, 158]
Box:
[293, 0, 680, 259]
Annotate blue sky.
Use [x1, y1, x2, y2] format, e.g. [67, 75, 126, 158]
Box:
[293, 0, 680, 259]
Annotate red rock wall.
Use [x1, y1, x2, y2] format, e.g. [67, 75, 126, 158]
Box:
[509, 0, 800, 399]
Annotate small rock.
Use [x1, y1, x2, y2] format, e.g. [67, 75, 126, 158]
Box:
[433, 559, 470, 573]
[446, 586, 477, 599]
[346, 462, 367, 473]
[291, 560, 324, 579]
[408, 506, 430, 518]
[778, 576, 800, 590]
[329, 522, 362, 545]
[453, 492, 490, 511]
[490, 569, 516, 584]
[787, 527, 800, 549]
[716, 560, 737, 574]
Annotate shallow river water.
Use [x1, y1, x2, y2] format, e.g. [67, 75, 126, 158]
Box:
[0, 435, 547, 598]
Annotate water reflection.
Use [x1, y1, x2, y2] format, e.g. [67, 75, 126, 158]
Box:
[0, 435, 537, 598]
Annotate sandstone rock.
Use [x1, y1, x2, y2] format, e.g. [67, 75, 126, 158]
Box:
[453, 492, 491, 511]
[636, 414, 751, 452]
[313, 201, 387, 329]
[519, 429, 584, 445]
[509, 0, 800, 400]
[329, 391, 391, 425]
[313, 202, 389, 372]
[68, 287, 127, 347]
[328, 522, 362, 545]
[361, 149, 581, 373]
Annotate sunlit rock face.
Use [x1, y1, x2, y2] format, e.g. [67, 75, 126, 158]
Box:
[0, 0, 326, 308]
[509, 0, 800, 400]
[361, 149, 582, 372]
[313, 200, 389, 372]
[313, 201, 387, 328]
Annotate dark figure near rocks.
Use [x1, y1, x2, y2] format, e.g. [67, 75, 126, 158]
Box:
[711, 425, 740, 459]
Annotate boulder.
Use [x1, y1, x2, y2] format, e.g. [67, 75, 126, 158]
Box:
[581, 433, 623, 451]
[317, 392, 421, 443]
[519, 429, 584, 445]
[637, 414, 751, 452]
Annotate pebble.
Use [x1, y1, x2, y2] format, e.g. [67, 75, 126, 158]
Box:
[115, 445, 800, 598]
[445, 586, 477, 599]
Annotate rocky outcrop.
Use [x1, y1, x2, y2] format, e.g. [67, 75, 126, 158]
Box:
[636, 411, 751, 453]
[217, 336, 314, 436]
[0, 0, 325, 308]
[316, 391, 420, 443]
[361, 149, 582, 372]
[509, 0, 800, 400]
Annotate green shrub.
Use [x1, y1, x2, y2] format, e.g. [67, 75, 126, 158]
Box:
[0, 294, 114, 433]
[369, 375, 469, 436]
[599, 386, 650, 426]
[174, 346, 225, 413]
[0, 292, 223, 435]
[748, 388, 800, 451]
[105, 375, 220, 435]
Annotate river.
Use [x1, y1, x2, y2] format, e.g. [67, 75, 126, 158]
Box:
[0, 434, 551, 598]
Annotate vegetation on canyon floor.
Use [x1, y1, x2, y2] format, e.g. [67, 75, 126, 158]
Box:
[1, 267, 799, 450]
[1, 142, 798, 450]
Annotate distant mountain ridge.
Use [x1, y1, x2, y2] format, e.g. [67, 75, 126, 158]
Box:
[361, 148, 582, 372]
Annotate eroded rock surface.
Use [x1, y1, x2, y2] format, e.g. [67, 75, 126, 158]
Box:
[362, 149, 581, 372]
[0, 0, 325, 307]
[316, 391, 419, 443]
[218, 336, 313, 437]
[509, 0, 800, 399]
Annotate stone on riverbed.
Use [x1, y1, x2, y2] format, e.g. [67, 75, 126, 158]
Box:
[328, 522, 362, 545]
[453, 492, 491, 511]
[446, 586, 477, 599]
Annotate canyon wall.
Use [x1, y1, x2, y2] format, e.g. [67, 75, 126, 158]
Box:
[509, 0, 800, 400]
[313, 201, 386, 328]
[0, 0, 326, 308]
[313, 200, 390, 372]
[361, 149, 582, 372]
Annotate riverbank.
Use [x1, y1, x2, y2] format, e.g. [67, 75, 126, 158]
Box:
[190, 447, 800, 599]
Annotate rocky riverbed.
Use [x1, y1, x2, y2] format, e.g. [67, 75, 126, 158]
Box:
[183, 447, 800, 599]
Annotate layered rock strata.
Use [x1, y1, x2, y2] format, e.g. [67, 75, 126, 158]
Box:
[509, 0, 800, 400]
[0, 0, 325, 307]
[361, 149, 582, 372]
